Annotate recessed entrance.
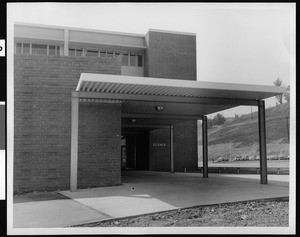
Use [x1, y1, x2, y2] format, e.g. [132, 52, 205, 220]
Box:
[121, 132, 150, 171]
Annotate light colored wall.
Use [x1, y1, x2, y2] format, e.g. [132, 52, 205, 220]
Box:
[69, 30, 145, 48]
[15, 24, 64, 41]
[121, 66, 144, 77]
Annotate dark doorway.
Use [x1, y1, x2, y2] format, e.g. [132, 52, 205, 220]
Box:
[124, 132, 149, 170]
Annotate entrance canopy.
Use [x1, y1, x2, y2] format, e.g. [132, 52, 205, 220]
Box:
[75, 73, 285, 127]
[70, 73, 285, 191]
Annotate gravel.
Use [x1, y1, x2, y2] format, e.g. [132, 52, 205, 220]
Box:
[72, 198, 289, 227]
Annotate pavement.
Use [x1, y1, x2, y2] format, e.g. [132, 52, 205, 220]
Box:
[13, 171, 289, 228]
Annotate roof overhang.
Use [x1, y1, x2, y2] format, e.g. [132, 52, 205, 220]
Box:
[74, 73, 285, 132]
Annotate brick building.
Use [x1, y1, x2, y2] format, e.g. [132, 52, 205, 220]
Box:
[13, 23, 284, 193]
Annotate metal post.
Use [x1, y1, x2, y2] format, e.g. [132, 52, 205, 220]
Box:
[258, 100, 268, 184]
[202, 116, 208, 178]
[286, 116, 289, 143]
[170, 125, 174, 173]
[70, 93, 79, 191]
[134, 135, 137, 169]
[229, 140, 232, 161]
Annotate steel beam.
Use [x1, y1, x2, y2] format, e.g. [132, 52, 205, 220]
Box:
[170, 125, 174, 174]
[258, 100, 268, 184]
[202, 116, 208, 178]
[122, 124, 171, 129]
[122, 113, 202, 120]
[70, 94, 79, 192]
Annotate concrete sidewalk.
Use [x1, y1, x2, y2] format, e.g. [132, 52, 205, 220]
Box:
[13, 171, 289, 228]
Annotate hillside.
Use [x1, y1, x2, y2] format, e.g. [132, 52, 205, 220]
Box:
[198, 102, 290, 160]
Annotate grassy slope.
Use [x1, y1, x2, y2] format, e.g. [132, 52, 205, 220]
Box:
[198, 103, 290, 159]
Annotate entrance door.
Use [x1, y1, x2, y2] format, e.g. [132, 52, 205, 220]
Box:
[124, 132, 149, 170]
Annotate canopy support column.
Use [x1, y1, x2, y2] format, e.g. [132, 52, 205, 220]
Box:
[202, 116, 208, 178]
[134, 135, 137, 169]
[70, 92, 79, 192]
[170, 125, 174, 173]
[258, 100, 268, 184]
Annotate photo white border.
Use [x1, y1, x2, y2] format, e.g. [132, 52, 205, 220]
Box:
[6, 2, 296, 235]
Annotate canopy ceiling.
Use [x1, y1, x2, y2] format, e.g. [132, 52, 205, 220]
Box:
[75, 73, 285, 133]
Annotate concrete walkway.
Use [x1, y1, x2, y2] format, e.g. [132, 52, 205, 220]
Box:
[13, 171, 289, 228]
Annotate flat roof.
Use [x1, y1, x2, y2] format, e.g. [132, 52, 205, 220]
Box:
[14, 22, 146, 38]
[74, 73, 285, 125]
[148, 28, 196, 36]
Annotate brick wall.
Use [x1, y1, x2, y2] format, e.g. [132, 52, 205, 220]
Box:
[173, 121, 198, 171]
[149, 128, 170, 171]
[149, 122, 198, 172]
[14, 54, 121, 193]
[145, 31, 197, 80]
[78, 102, 121, 188]
[146, 31, 198, 172]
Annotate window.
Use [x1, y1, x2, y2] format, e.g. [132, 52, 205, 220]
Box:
[69, 48, 83, 56]
[130, 54, 137, 67]
[100, 50, 106, 58]
[49, 45, 60, 56]
[16, 43, 22, 54]
[86, 49, 98, 57]
[15, 42, 61, 56]
[107, 51, 113, 58]
[32, 44, 47, 55]
[137, 55, 143, 67]
[114, 51, 119, 57]
[49, 45, 56, 55]
[56, 46, 60, 56]
[76, 49, 83, 57]
[122, 53, 129, 66]
[69, 48, 75, 56]
[23, 43, 30, 54]
[115, 52, 122, 62]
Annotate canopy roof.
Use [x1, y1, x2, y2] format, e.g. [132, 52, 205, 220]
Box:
[75, 73, 285, 133]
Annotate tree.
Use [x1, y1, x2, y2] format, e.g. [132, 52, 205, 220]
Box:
[284, 85, 290, 103]
[207, 113, 226, 128]
[214, 113, 226, 126]
[273, 78, 283, 104]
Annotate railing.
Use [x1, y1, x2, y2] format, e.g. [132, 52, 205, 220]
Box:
[183, 167, 289, 175]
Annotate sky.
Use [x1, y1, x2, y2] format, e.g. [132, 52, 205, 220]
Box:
[7, 3, 295, 117]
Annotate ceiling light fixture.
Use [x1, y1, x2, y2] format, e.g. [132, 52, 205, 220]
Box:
[155, 106, 164, 111]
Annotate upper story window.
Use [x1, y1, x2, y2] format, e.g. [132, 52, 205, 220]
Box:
[100, 50, 106, 58]
[16, 43, 22, 54]
[69, 48, 83, 56]
[122, 53, 129, 66]
[15, 42, 61, 56]
[68, 46, 143, 68]
[107, 51, 113, 58]
[86, 49, 98, 57]
[130, 54, 137, 67]
[32, 44, 47, 55]
[23, 43, 30, 54]
[137, 55, 143, 67]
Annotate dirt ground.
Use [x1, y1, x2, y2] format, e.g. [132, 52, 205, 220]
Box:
[73, 198, 289, 227]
